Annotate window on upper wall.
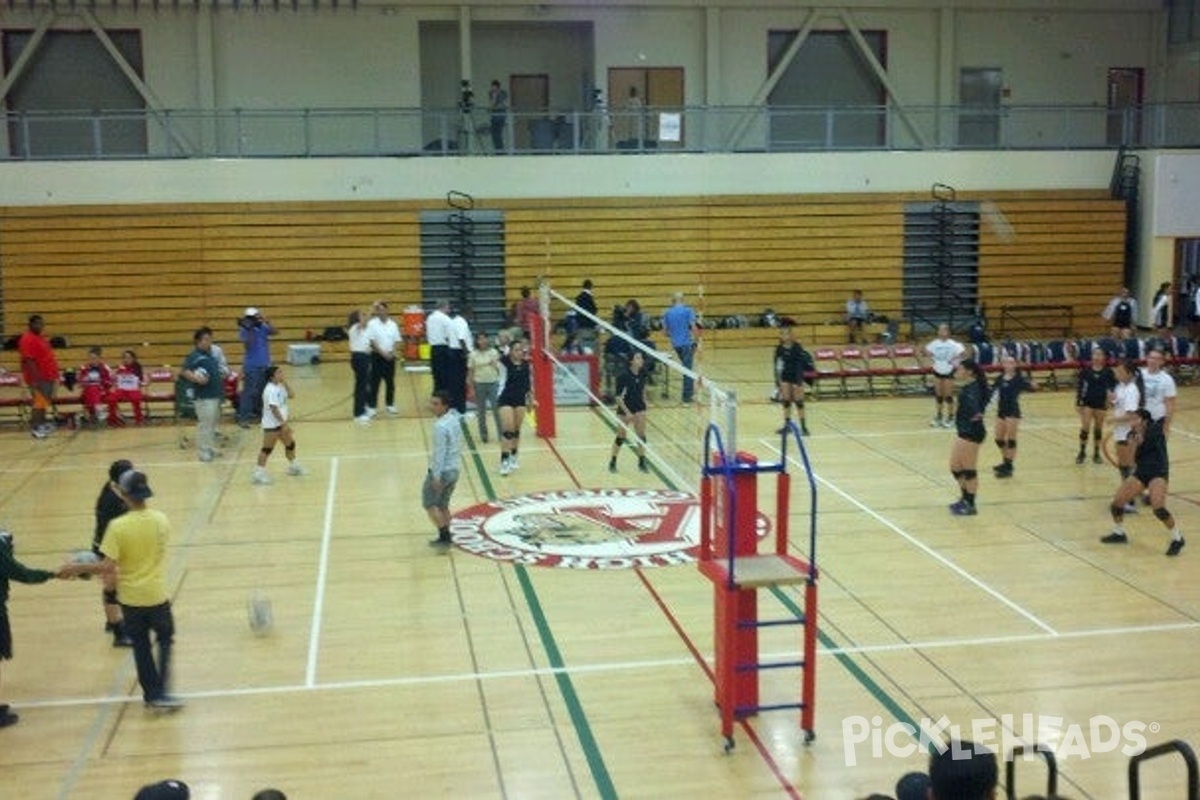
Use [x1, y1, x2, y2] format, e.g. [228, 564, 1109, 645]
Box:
[1168, 0, 1200, 45]
[2, 29, 146, 158]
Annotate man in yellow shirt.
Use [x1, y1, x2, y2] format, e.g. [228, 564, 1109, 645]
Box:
[66, 469, 181, 710]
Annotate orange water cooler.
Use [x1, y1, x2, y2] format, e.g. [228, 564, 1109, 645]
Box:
[402, 305, 426, 361]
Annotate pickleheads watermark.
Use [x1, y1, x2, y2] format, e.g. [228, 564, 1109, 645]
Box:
[841, 714, 1156, 766]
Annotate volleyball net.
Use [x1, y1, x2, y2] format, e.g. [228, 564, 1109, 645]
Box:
[534, 283, 738, 494]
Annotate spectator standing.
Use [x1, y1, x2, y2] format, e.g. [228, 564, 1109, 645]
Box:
[0, 527, 65, 728]
[1102, 287, 1138, 339]
[347, 309, 372, 424]
[17, 314, 60, 439]
[64, 469, 184, 709]
[425, 390, 464, 549]
[425, 299, 453, 394]
[468, 332, 502, 443]
[514, 287, 540, 341]
[662, 292, 698, 403]
[488, 79, 508, 152]
[844, 289, 871, 344]
[573, 279, 600, 348]
[237, 307, 275, 428]
[366, 301, 402, 415]
[181, 327, 224, 463]
[108, 349, 147, 426]
[1151, 281, 1172, 338]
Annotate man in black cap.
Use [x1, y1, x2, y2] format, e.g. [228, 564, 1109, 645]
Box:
[65, 469, 182, 710]
[134, 779, 189, 799]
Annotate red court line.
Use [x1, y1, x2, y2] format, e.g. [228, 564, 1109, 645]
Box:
[542, 435, 803, 800]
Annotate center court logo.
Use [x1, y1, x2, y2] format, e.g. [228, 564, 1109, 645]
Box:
[449, 488, 771, 570]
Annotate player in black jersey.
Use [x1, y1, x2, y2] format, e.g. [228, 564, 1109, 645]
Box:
[1075, 347, 1115, 465]
[774, 327, 812, 435]
[990, 354, 1037, 478]
[1101, 409, 1184, 556]
[497, 340, 533, 476]
[948, 359, 991, 516]
[609, 351, 649, 473]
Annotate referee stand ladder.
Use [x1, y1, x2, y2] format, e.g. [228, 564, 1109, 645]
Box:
[699, 421, 818, 753]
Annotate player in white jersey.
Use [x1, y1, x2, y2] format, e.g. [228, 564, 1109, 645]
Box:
[252, 366, 303, 485]
[1139, 347, 1177, 435]
[924, 323, 966, 428]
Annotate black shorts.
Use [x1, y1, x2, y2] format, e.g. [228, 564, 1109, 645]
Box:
[1134, 467, 1168, 486]
[933, 368, 954, 380]
[957, 426, 986, 444]
[498, 393, 526, 409]
[0, 611, 11, 660]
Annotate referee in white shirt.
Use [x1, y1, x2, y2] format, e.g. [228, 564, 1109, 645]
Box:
[366, 300, 402, 415]
[347, 309, 372, 423]
[425, 299, 453, 394]
[447, 306, 473, 412]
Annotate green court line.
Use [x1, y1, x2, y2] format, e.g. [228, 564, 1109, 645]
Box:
[462, 425, 619, 800]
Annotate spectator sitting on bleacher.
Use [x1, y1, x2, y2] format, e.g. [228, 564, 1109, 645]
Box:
[76, 346, 114, 426]
[108, 349, 148, 425]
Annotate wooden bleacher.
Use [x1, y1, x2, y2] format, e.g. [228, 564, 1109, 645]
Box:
[0, 191, 1126, 378]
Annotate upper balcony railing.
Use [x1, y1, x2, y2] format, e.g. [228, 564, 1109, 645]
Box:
[3, 103, 1200, 160]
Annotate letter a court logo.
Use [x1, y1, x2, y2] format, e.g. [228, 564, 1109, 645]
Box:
[449, 488, 771, 570]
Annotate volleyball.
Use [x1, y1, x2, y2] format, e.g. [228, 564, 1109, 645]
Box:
[193, 367, 209, 381]
[247, 592, 274, 636]
[68, 550, 101, 580]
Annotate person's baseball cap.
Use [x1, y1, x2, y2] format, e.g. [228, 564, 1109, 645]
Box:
[118, 470, 153, 501]
[244, 307, 260, 317]
[134, 780, 190, 800]
[109, 459, 134, 483]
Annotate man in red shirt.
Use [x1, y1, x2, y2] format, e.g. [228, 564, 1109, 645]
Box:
[17, 314, 60, 439]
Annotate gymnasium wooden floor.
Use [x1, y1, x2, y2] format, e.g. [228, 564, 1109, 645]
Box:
[1, 347, 1198, 800]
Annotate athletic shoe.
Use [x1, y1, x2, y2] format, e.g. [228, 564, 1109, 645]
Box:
[1100, 531, 1129, 544]
[354, 414, 372, 424]
[251, 469, 272, 485]
[930, 418, 942, 428]
[0, 710, 19, 728]
[993, 464, 1013, 478]
[949, 501, 977, 516]
[499, 460, 512, 476]
[1075, 452, 1086, 465]
[366, 407, 378, 418]
[428, 537, 452, 550]
[386, 405, 398, 415]
[113, 632, 133, 648]
[286, 463, 306, 476]
[1167, 538, 1186, 557]
[801, 426, 810, 437]
[30, 427, 48, 440]
[1122, 502, 1138, 514]
[941, 419, 954, 429]
[147, 695, 185, 710]
[198, 452, 214, 463]
[638, 460, 650, 474]
[608, 460, 617, 474]
[1092, 452, 1103, 465]
[509, 456, 520, 471]
[776, 426, 789, 435]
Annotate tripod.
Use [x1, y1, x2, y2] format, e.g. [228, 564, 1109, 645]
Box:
[457, 108, 488, 154]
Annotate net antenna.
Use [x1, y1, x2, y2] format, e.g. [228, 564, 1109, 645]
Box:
[543, 283, 738, 494]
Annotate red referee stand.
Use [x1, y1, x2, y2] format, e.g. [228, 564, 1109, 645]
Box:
[698, 422, 819, 752]
[529, 310, 556, 438]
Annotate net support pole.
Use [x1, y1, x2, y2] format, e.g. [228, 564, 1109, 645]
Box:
[529, 310, 557, 438]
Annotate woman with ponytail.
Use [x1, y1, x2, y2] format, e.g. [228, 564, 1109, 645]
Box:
[948, 358, 991, 516]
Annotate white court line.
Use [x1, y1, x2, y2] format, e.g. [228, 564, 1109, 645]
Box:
[305, 455, 339, 687]
[760, 440, 1060, 636]
[18, 619, 1200, 711]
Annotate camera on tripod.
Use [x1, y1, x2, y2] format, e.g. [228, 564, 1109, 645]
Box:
[458, 80, 474, 113]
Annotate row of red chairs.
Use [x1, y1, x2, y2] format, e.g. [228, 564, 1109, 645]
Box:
[804, 336, 1200, 399]
[0, 367, 180, 425]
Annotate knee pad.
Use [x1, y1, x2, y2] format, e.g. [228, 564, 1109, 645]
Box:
[613, 436, 625, 448]
[1111, 504, 1126, 518]
[1119, 466, 1132, 479]
[1006, 439, 1017, 449]
[781, 401, 791, 412]
[960, 470, 977, 481]
[1154, 507, 1172, 521]
[795, 399, 804, 409]
[994, 439, 1005, 449]
[1079, 430, 1089, 442]
[511, 430, 521, 441]
[503, 430, 517, 441]
[285, 442, 296, 452]
[951, 469, 965, 480]
[260, 447, 274, 457]
[103, 589, 118, 605]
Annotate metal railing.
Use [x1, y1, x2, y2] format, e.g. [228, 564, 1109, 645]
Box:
[3, 102, 1200, 160]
